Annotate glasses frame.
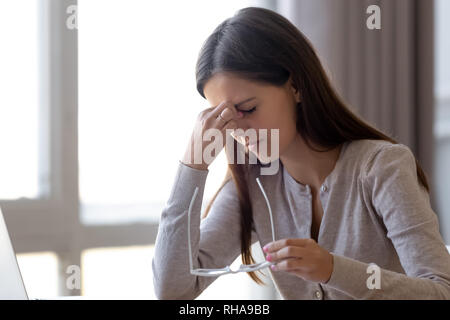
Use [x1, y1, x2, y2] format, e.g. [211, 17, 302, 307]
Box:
[188, 177, 276, 277]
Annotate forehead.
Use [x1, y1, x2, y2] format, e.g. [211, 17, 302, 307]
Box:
[203, 72, 264, 104]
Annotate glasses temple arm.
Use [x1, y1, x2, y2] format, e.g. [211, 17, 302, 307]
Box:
[189, 181, 274, 276]
[188, 187, 199, 273]
[256, 178, 275, 243]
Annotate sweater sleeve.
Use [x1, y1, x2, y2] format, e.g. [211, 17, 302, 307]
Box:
[323, 143, 450, 299]
[152, 162, 258, 300]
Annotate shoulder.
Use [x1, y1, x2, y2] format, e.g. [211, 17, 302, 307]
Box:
[336, 139, 416, 186]
[344, 139, 412, 173]
[346, 138, 398, 159]
[360, 140, 415, 178]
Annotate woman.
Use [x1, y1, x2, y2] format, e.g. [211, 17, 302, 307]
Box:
[152, 7, 450, 299]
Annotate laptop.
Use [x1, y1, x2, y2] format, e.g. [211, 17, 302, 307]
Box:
[0, 207, 87, 300]
[0, 206, 28, 300]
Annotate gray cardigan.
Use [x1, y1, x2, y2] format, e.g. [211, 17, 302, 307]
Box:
[152, 139, 450, 299]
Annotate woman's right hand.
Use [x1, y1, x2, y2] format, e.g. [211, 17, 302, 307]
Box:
[181, 101, 242, 171]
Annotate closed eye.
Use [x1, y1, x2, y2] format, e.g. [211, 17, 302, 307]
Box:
[239, 106, 257, 114]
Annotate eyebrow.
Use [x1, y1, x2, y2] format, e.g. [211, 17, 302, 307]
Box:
[235, 97, 256, 108]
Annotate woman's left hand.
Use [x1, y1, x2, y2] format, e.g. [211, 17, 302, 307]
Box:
[263, 238, 334, 284]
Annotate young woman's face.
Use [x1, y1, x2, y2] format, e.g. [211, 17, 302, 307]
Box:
[203, 72, 301, 162]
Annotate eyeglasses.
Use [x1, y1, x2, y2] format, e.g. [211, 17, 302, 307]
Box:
[188, 177, 276, 277]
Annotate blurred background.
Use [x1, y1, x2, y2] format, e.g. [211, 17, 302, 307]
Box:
[0, 0, 448, 299]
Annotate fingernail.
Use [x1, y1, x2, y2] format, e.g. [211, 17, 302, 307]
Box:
[271, 265, 277, 271]
[263, 246, 269, 252]
[266, 254, 272, 261]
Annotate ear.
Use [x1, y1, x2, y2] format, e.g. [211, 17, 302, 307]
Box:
[288, 76, 301, 103]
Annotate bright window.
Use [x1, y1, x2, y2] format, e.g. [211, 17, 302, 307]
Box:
[0, 0, 41, 200]
[16, 252, 59, 299]
[82, 245, 156, 299]
[78, 0, 254, 225]
[77, 0, 278, 299]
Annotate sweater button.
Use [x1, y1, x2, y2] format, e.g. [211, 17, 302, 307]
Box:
[314, 290, 323, 300]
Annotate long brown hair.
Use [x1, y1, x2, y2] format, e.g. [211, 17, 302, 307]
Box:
[195, 7, 430, 285]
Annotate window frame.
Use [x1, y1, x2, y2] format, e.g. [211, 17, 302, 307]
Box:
[0, 0, 158, 297]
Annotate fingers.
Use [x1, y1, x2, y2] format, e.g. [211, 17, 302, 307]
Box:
[210, 101, 242, 124]
[215, 109, 234, 128]
[202, 101, 242, 138]
[210, 101, 235, 118]
[271, 258, 306, 272]
[265, 244, 308, 273]
[262, 238, 334, 283]
[266, 246, 306, 263]
[263, 238, 315, 253]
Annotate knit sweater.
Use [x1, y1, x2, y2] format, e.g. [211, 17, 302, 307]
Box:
[152, 139, 450, 299]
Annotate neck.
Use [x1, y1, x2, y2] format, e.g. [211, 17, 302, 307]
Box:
[279, 134, 343, 189]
